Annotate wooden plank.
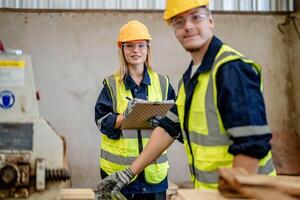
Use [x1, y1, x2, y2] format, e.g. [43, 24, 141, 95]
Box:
[167, 181, 179, 196]
[62, 185, 180, 200]
[173, 189, 242, 200]
[235, 175, 300, 196]
[218, 168, 300, 200]
[60, 189, 95, 200]
[237, 186, 298, 200]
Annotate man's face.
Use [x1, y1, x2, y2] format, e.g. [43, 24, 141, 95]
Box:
[171, 7, 214, 52]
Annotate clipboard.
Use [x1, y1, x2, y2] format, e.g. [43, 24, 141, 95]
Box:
[121, 99, 174, 130]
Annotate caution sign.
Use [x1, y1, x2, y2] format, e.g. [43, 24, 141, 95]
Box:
[0, 60, 25, 86]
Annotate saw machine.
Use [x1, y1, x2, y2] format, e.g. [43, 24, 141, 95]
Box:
[0, 53, 70, 199]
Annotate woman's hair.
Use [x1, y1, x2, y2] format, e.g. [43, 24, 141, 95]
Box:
[117, 43, 152, 83]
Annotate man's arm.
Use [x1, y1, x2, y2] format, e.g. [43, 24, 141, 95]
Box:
[97, 106, 182, 195]
[216, 60, 272, 173]
[97, 126, 176, 196]
[130, 127, 175, 174]
[130, 105, 181, 174]
[233, 154, 258, 173]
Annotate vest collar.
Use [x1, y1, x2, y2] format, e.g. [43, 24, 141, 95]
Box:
[184, 36, 223, 80]
[124, 65, 151, 90]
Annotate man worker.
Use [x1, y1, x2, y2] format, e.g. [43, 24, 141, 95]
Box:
[97, 0, 276, 196]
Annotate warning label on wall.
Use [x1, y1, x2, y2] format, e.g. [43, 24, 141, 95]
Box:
[0, 60, 25, 86]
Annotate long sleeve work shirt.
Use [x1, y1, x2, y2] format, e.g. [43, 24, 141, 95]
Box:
[159, 36, 272, 159]
[95, 68, 176, 194]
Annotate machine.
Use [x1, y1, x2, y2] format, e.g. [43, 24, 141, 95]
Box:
[0, 53, 70, 199]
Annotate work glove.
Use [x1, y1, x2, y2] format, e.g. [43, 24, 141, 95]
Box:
[96, 168, 134, 199]
[148, 116, 163, 128]
[123, 98, 137, 120]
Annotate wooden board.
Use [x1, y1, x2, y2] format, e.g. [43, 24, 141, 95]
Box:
[60, 189, 95, 200]
[218, 168, 300, 200]
[167, 182, 179, 196]
[61, 183, 178, 200]
[171, 189, 244, 200]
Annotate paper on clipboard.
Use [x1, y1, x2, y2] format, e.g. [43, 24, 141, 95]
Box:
[121, 99, 174, 130]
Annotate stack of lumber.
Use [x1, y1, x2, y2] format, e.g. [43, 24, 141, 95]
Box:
[218, 168, 300, 200]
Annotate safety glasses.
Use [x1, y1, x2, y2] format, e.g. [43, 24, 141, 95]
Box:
[171, 13, 208, 29]
[122, 43, 148, 51]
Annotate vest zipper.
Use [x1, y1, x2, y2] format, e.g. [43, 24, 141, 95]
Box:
[137, 129, 143, 154]
[183, 70, 198, 184]
[137, 129, 146, 181]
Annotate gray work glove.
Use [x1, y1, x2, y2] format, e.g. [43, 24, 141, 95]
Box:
[96, 168, 134, 199]
[123, 98, 137, 120]
[148, 116, 163, 128]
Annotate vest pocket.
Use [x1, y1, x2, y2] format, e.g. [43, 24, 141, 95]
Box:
[195, 146, 233, 171]
[189, 109, 208, 135]
[102, 135, 128, 156]
[100, 135, 129, 175]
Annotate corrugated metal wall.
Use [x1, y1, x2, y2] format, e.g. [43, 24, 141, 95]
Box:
[0, 0, 294, 11]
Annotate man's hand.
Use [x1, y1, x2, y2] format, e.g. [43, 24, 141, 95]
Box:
[96, 168, 134, 197]
[123, 98, 137, 120]
[148, 116, 163, 128]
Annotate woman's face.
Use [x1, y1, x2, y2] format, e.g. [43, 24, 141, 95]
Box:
[122, 40, 148, 68]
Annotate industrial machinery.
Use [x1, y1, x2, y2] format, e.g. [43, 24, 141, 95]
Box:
[0, 53, 70, 199]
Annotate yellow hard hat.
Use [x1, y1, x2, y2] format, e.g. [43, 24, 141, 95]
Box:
[117, 20, 152, 48]
[164, 0, 209, 22]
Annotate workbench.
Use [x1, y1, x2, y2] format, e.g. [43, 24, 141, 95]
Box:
[170, 189, 246, 200]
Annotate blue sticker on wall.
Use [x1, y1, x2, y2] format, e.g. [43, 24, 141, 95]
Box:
[0, 90, 15, 109]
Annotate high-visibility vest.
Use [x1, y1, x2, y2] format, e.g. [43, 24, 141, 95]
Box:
[176, 44, 276, 189]
[100, 69, 169, 184]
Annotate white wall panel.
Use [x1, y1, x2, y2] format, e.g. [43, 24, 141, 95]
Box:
[239, 0, 253, 11]
[0, 0, 295, 11]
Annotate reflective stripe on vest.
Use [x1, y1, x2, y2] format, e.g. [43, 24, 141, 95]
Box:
[105, 71, 169, 113]
[176, 44, 275, 189]
[187, 151, 275, 185]
[100, 69, 169, 184]
[101, 148, 168, 165]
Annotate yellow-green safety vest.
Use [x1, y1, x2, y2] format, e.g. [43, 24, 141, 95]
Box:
[176, 44, 276, 189]
[100, 69, 169, 184]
